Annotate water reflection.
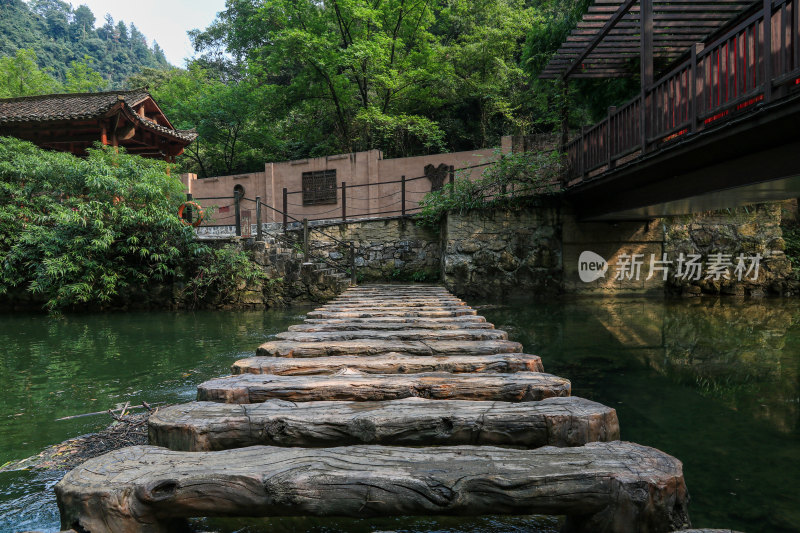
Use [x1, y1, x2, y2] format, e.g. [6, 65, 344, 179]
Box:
[0, 301, 797, 532]
[479, 297, 800, 533]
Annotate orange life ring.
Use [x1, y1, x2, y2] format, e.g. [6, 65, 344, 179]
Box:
[178, 201, 205, 227]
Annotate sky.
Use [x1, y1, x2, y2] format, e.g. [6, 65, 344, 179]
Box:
[67, 0, 227, 67]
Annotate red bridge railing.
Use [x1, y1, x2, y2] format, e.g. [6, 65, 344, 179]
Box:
[565, 0, 800, 183]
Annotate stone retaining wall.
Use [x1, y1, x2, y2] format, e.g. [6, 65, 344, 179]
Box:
[438, 201, 798, 299]
[285, 217, 441, 282]
[441, 207, 562, 299]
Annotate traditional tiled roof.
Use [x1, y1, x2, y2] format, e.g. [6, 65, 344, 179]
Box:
[0, 88, 197, 143]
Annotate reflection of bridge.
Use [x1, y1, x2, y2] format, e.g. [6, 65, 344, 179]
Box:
[542, 1, 800, 220]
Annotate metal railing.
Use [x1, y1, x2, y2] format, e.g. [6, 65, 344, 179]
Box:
[187, 192, 363, 284]
[564, 0, 800, 183]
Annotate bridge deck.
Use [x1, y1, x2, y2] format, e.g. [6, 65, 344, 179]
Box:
[55, 285, 690, 533]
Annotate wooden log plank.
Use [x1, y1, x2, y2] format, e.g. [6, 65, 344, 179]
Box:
[328, 296, 465, 302]
[55, 442, 690, 533]
[196, 371, 571, 403]
[256, 338, 523, 357]
[315, 305, 471, 312]
[341, 289, 451, 296]
[232, 353, 544, 375]
[148, 396, 619, 451]
[324, 301, 466, 307]
[274, 328, 508, 342]
[289, 320, 495, 331]
[301, 315, 488, 326]
[307, 309, 477, 318]
[331, 296, 463, 302]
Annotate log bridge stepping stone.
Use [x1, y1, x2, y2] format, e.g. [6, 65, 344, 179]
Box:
[256, 338, 523, 357]
[196, 371, 572, 403]
[149, 396, 620, 450]
[55, 284, 692, 533]
[231, 352, 545, 375]
[55, 442, 689, 533]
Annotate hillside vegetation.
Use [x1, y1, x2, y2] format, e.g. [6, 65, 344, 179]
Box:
[0, 0, 170, 88]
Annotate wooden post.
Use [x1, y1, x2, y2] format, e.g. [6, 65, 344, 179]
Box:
[559, 79, 569, 152]
[449, 165, 455, 197]
[640, 0, 653, 151]
[763, 0, 773, 101]
[185, 193, 193, 224]
[401, 175, 406, 216]
[302, 218, 309, 262]
[255, 196, 263, 242]
[350, 241, 357, 286]
[794, 0, 800, 72]
[691, 43, 704, 132]
[607, 106, 616, 169]
[342, 182, 347, 222]
[580, 126, 588, 178]
[282, 188, 288, 232]
[234, 191, 241, 237]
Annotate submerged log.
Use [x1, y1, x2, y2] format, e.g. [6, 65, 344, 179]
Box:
[256, 338, 523, 357]
[55, 441, 690, 533]
[149, 396, 619, 451]
[232, 353, 544, 375]
[196, 371, 570, 404]
[274, 328, 508, 342]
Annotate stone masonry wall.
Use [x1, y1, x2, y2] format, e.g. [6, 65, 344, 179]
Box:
[442, 207, 562, 299]
[440, 201, 796, 299]
[286, 217, 441, 282]
[663, 203, 793, 296]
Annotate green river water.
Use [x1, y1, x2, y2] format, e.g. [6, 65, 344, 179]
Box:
[0, 297, 797, 532]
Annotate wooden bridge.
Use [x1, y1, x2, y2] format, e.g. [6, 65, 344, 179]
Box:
[542, 0, 800, 220]
[55, 285, 690, 533]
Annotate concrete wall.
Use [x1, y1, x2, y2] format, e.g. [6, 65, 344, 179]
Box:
[181, 146, 501, 231]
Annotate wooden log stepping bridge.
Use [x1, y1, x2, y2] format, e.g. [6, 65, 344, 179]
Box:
[274, 327, 508, 342]
[307, 308, 478, 318]
[56, 284, 692, 532]
[149, 397, 620, 450]
[256, 338, 522, 357]
[197, 371, 571, 403]
[297, 316, 492, 328]
[232, 353, 545, 375]
[55, 442, 690, 533]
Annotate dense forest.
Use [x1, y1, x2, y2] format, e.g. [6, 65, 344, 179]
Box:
[131, 0, 635, 177]
[0, 0, 635, 178]
[0, 0, 170, 87]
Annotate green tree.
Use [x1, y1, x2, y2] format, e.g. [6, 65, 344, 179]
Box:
[0, 1, 172, 88]
[0, 137, 265, 311]
[191, 0, 446, 156]
[0, 49, 61, 97]
[64, 56, 107, 92]
[71, 5, 96, 40]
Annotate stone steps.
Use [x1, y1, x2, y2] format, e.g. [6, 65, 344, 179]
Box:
[231, 353, 544, 375]
[196, 371, 571, 404]
[256, 338, 523, 357]
[274, 327, 509, 342]
[148, 396, 619, 451]
[55, 284, 692, 533]
[55, 441, 690, 533]
[300, 315, 490, 326]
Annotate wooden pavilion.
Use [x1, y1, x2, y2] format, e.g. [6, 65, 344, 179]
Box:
[0, 88, 197, 161]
